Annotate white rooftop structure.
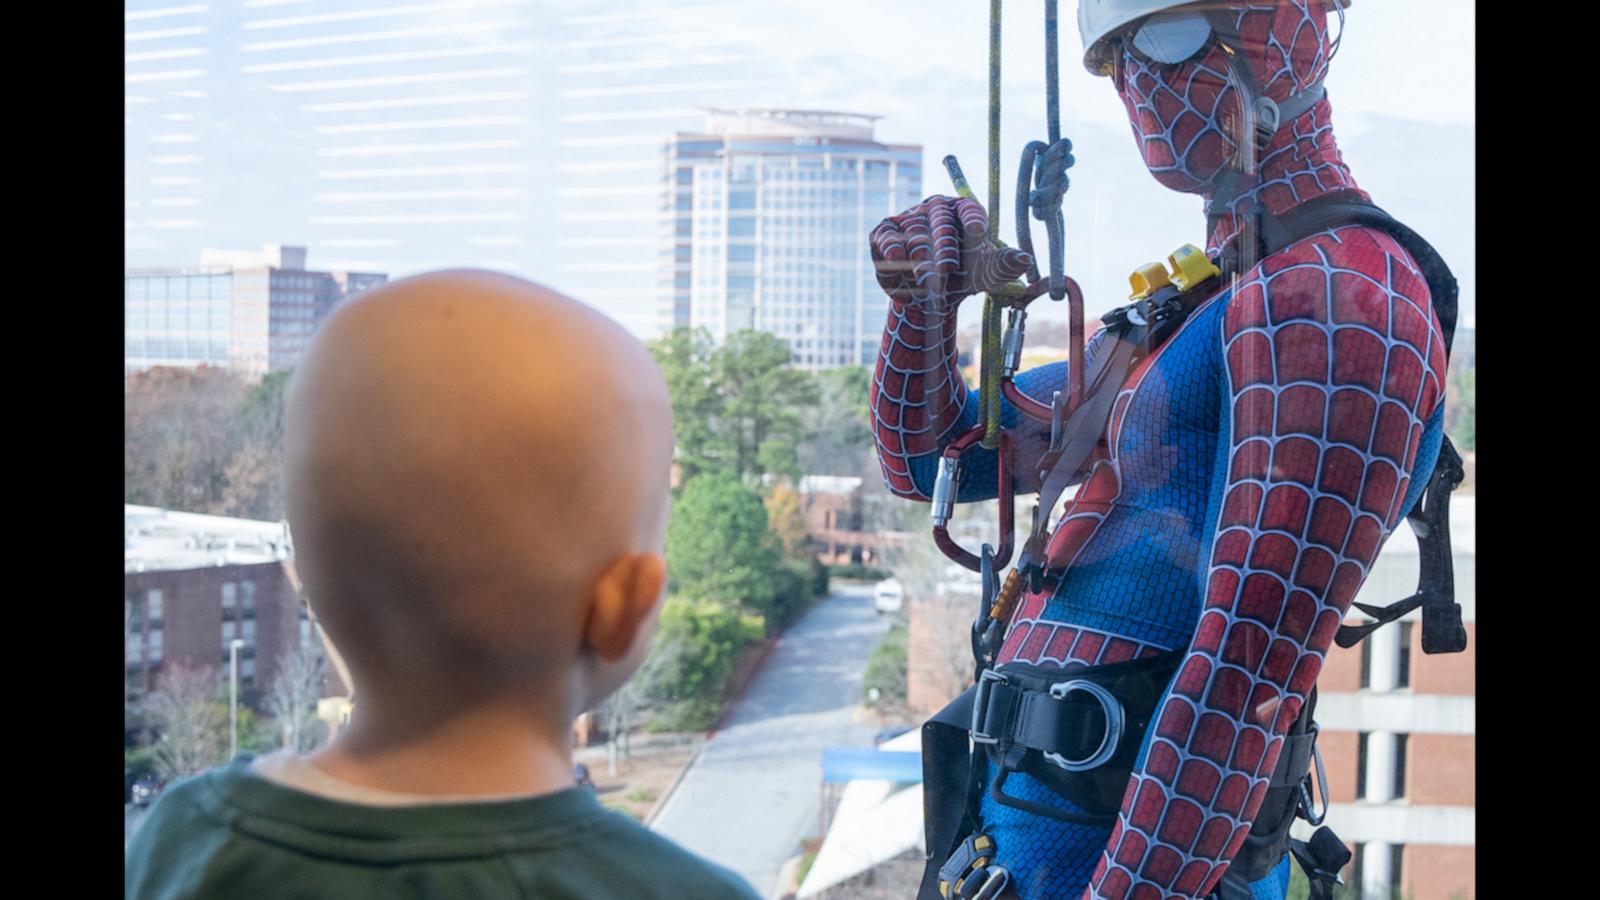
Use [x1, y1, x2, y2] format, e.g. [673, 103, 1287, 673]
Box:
[125, 504, 293, 574]
[798, 475, 865, 495]
[702, 108, 881, 140]
[197, 243, 307, 271]
[797, 727, 924, 898]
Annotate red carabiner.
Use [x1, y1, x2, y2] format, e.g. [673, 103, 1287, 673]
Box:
[998, 275, 1086, 424]
[931, 424, 1014, 572]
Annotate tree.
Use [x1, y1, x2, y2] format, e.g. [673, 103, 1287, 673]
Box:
[265, 645, 328, 754]
[713, 331, 817, 482]
[649, 328, 731, 483]
[798, 366, 874, 478]
[648, 596, 765, 731]
[887, 508, 981, 705]
[125, 366, 250, 514]
[124, 365, 293, 520]
[764, 483, 809, 559]
[221, 369, 291, 520]
[666, 471, 782, 613]
[648, 328, 819, 483]
[146, 663, 229, 781]
[596, 632, 678, 775]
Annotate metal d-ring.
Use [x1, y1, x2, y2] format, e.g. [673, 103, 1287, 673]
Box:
[973, 865, 1011, 900]
[1042, 679, 1124, 772]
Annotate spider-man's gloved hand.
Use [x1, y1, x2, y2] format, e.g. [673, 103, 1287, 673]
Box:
[869, 195, 1033, 311]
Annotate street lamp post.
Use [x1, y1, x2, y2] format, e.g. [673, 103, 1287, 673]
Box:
[230, 638, 245, 759]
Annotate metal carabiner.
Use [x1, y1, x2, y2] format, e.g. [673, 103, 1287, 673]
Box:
[1297, 723, 1330, 826]
[931, 424, 1014, 572]
[972, 866, 1012, 900]
[997, 275, 1087, 426]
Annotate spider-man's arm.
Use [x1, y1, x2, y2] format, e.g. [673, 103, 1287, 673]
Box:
[1082, 230, 1448, 899]
[869, 195, 1076, 501]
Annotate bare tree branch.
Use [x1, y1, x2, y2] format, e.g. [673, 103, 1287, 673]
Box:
[265, 645, 328, 753]
[146, 663, 228, 781]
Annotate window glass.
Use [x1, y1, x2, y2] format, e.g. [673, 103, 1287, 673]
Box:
[1397, 621, 1414, 689]
[124, 4, 1475, 895]
[1357, 731, 1369, 800]
[1394, 733, 1409, 799]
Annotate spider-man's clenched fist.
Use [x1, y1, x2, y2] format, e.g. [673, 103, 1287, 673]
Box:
[869, 195, 1034, 310]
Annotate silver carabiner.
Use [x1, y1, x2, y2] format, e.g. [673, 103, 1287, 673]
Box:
[1298, 723, 1330, 826]
[972, 866, 1011, 900]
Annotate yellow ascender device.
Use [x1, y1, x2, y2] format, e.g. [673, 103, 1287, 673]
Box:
[1128, 243, 1222, 300]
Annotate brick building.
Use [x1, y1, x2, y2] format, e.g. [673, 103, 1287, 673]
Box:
[1312, 494, 1475, 899]
[904, 496, 1476, 898]
[124, 505, 347, 741]
[798, 475, 905, 566]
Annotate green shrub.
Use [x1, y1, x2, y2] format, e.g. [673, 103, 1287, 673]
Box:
[652, 596, 765, 706]
[766, 560, 821, 632]
[829, 563, 891, 581]
[125, 744, 159, 779]
[666, 472, 781, 613]
[809, 557, 831, 597]
[646, 698, 725, 733]
[862, 623, 908, 710]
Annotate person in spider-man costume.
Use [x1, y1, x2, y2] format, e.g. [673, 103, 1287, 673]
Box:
[868, 2, 1448, 898]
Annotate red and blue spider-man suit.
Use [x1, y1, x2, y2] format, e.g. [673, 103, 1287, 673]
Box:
[868, 3, 1448, 898]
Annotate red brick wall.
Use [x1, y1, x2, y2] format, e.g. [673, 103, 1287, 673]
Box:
[1404, 844, 1475, 900]
[1317, 729, 1360, 804]
[1406, 733, 1474, 806]
[1411, 622, 1476, 695]
[1319, 638, 1362, 693]
[125, 562, 302, 710]
[906, 595, 973, 715]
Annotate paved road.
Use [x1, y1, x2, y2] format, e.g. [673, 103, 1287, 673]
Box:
[126, 803, 151, 848]
[650, 583, 893, 898]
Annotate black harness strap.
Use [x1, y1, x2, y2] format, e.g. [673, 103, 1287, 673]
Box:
[917, 650, 1183, 900]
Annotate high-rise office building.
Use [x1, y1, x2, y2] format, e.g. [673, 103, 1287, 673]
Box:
[658, 109, 922, 371]
[125, 244, 384, 378]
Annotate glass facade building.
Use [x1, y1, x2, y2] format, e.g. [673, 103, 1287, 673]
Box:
[659, 109, 921, 371]
[125, 246, 385, 378]
[124, 268, 234, 372]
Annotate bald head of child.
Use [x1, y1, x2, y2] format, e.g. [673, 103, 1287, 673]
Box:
[283, 270, 672, 794]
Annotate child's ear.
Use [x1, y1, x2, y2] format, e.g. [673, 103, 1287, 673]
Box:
[581, 552, 668, 662]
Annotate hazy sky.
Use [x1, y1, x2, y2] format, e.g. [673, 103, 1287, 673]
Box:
[126, 1, 1474, 333]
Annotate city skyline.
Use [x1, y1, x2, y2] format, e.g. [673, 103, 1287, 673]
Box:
[125, 243, 386, 377]
[127, 1, 1475, 342]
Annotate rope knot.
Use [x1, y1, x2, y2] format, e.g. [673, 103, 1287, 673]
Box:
[1028, 138, 1074, 220]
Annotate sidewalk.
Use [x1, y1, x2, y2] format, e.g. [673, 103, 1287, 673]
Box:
[576, 730, 707, 824]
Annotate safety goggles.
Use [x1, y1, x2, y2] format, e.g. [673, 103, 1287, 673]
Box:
[1125, 9, 1216, 66]
[1115, 2, 1345, 72]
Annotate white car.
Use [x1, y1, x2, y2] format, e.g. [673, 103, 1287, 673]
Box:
[873, 578, 904, 614]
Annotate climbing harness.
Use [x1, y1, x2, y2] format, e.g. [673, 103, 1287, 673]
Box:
[916, 3, 1462, 899]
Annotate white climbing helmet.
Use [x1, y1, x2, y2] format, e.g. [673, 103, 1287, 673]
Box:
[1078, 0, 1351, 76]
